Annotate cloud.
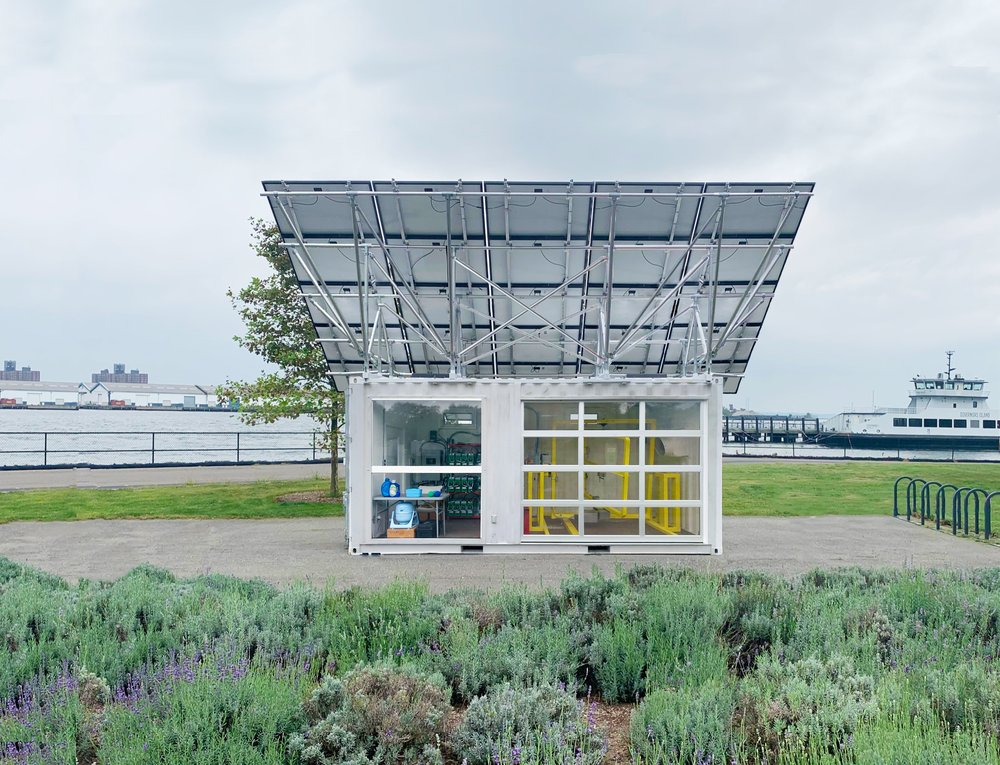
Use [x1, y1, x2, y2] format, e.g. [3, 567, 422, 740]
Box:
[0, 0, 998, 411]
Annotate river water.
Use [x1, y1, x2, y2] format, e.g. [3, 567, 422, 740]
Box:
[0, 409, 330, 468]
[3, 408, 995, 469]
[723, 440, 1000, 462]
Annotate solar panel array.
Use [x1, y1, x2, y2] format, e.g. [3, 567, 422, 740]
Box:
[263, 180, 813, 393]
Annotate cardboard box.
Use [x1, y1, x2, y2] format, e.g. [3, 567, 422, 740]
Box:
[387, 527, 415, 539]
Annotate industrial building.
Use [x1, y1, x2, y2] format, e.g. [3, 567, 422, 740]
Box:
[1, 360, 41, 382]
[82, 382, 219, 409]
[1, 380, 220, 409]
[91, 363, 149, 384]
[263, 178, 814, 555]
[0, 380, 84, 407]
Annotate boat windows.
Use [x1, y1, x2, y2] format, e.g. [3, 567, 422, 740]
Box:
[924, 419, 938, 428]
[974, 401, 979, 408]
[908, 418, 921, 427]
[954, 420, 967, 428]
[971, 420, 980, 429]
[939, 419, 953, 428]
[964, 382, 975, 390]
[985, 421, 997, 429]
[935, 381, 944, 389]
[893, 417, 906, 427]
[975, 383, 984, 391]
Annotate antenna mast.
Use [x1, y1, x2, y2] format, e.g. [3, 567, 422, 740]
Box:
[946, 350, 955, 381]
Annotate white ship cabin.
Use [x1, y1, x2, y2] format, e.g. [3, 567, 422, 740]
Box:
[824, 373, 996, 437]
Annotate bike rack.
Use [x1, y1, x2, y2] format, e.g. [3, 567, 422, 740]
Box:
[985, 492, 1000, 541]
[895, 477, 995, 541]
[905, 478, 928, 522]
[919, 481, 942, 526]
[893, 476, 914, 518]
[934, 484, 958, 531]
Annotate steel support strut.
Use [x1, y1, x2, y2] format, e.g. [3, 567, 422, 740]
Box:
[596, 193, 619, 377]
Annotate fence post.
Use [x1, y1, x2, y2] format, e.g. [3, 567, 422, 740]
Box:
[236, 433, 241, 463]
[151, 432, 156, 465]
[44, 432, 48, 466]
[312, 432, 316, 461]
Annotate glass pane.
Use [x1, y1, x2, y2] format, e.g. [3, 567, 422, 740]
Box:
[583, 506, 639, 536]
[645, 401, 701, 430]
[524, 437, 577, 466]
[524, 401, 579, 430]
[645, 471, 701, 501]
[583, 436, 639, 466]
[373, 400, 481, 466]
[583, 401, 640, 429]
[524, 506, 581, 536]
[370, 471, 480, 541]
[524, 471, 578, 501]
[646, 437, 700, 466]
[644, 507, 701, 537]
[584, 471, 640, 503]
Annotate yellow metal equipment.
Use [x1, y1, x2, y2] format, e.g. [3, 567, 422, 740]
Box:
[524, 418, 683, 535]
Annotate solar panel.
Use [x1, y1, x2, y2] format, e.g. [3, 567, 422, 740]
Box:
[262, 180, 814, 393]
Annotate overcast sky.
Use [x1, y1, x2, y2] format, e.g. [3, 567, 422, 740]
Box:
[2, 1, 998, 412]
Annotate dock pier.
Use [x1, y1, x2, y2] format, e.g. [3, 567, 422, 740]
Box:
[723, 415, 822, 444]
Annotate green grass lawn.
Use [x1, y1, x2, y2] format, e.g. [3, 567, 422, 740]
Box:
[2, 461, 1000, 523]
[0, 479, 339, 523]
[724, 460, 1000, 516]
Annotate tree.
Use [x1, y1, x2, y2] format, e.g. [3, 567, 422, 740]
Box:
[217, 219, 342, 493]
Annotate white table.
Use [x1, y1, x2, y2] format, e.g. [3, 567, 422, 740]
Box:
[373, 492, 451, 537]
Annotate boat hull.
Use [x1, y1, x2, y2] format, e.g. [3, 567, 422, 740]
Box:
[817, 432, 1000, 451]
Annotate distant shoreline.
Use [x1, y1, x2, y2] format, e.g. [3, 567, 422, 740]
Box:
[0, 404, 243, 413]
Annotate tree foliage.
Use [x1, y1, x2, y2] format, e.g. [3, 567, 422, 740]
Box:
[218, 218, 341, 491]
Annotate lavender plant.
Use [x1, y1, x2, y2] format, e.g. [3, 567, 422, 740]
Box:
[449, 683, 605, 765]
[630, 682, 739, 765]
[289, 664, 450, 765]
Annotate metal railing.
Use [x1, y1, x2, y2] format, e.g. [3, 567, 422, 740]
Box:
[0, 431, 331, 469]
[892, 476, 1000, 540]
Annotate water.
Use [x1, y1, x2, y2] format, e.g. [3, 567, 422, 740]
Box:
[724, 440, 1000, 462]
[0, 409, 330, 468]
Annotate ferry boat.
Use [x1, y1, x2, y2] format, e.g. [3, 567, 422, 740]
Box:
[819, 353, 1000, 451]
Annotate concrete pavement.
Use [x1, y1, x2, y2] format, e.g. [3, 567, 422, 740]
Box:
[0, 515, 996, 591]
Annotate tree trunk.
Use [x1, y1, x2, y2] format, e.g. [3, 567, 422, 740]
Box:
[328, 392, 340, 496]
[329, 418, 339, 496]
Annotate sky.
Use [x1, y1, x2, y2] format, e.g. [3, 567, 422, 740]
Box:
[1, 0, 999, 413]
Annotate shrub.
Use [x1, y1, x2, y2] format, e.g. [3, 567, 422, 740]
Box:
[916, 661, 1000, 734]
[100, 665, 304, 765]
[720, 574, 795, 676]
[450, 683, 604, 765]
[560, 570, 637, 625]
[630, 682, 738, 765]
[847, 714, 1000, 765]
[737, 653, 875, 762]
[590, 619, 646, 702]
[643, 579, 729, 693]
[290, 664, 449, 765]
[447, 620, 582, 702]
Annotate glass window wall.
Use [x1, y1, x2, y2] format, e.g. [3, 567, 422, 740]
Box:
[371, 400, 482, 542]
[522, 400, 704, 540]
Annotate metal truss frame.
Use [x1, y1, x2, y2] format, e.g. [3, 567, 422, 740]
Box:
[263, 181, 813, 390]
